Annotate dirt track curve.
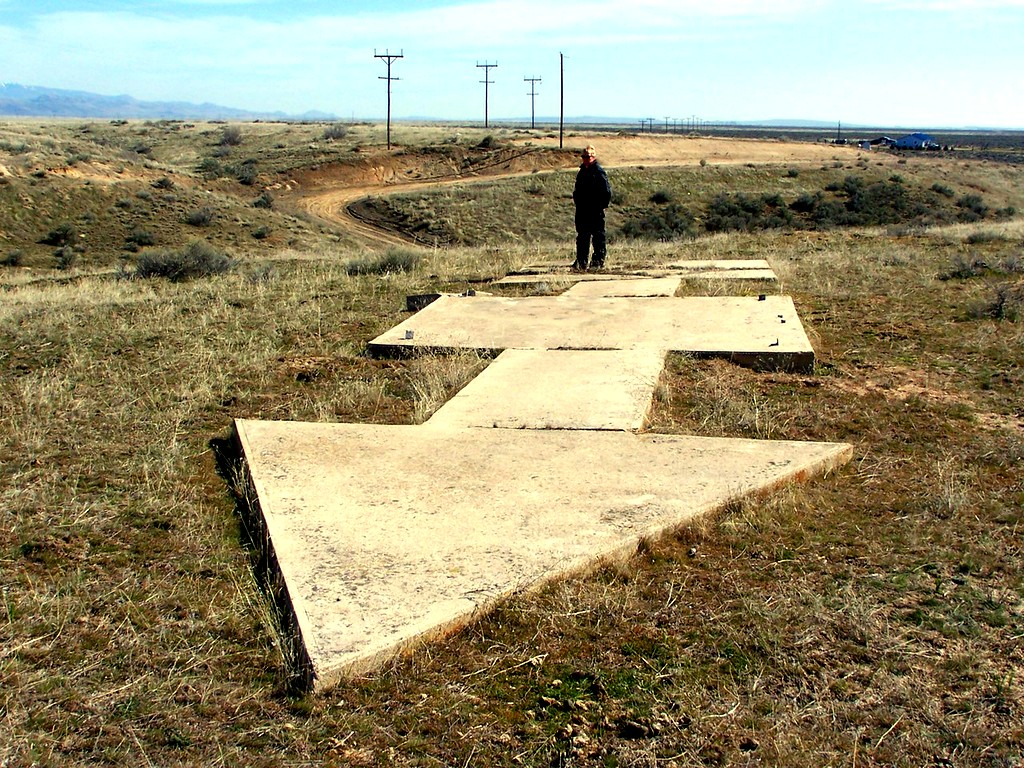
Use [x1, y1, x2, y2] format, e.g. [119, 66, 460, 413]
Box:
[288, 134, 877, 248]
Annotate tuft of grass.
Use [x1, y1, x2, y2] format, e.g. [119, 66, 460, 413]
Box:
[406, 350, 489, 423]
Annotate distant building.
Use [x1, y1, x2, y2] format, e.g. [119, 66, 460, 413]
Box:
[894, 132, 939, 150]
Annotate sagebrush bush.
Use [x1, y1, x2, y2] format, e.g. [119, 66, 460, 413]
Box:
[198, 157, 222, 178]
[344, 248, 420, 276]
[322, 124, 349, 141]
[957, 194, 988, 221]
[253, 191, 274, 209]
[220, 125, 243, 147]
[2, 249, 24, 267]
[985, 281, 1024, 321]
[135, 240, 234, 282]
[234, 161, 258, 186]
[53, 246, 77, 270]
[705, 193, 793, 232]
[127, 228, 156, 247]
[41, 222, 78, 246]
[185, 207, 215, 227]
[621, 203, 696, 241]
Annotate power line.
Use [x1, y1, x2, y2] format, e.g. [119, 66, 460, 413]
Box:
[374, 49, 403, 150]
[476, 61, 498, 128]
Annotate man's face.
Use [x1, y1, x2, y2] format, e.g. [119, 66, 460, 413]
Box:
[582, 146, 596, 164]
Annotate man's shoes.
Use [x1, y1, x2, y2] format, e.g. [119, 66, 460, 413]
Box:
[590, 260, 605, 271]
[570, 260, 588, 272]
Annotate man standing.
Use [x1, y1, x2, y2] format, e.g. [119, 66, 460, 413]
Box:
[572, 144, 612, 271]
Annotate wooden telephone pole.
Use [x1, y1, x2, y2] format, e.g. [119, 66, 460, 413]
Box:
[476, 61, 498, 128]
[524, 76, 541, 129]
[375, 49, 403, 149]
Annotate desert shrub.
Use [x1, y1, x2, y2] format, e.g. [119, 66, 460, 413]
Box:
[477, 135, 497, 149]
[185, 207, 215, 227]
[786, 168, 800, 178]
[965, 230, 1005, 245]
[940, 254, 989, 281]
[41, 222, 78, 246]
[253, 191, 274, 209]
[252, 226, 271, 240]
[931, 182, 955, 197]
[789, 191, 823, 214]
[234, 161, 259, 186]
[705, 193, 794, 232]
[127, 228, 156, 247]
[650, 189, 673, 204]
[53, 246, 77, 270]
[621, 203, 696, 241]
[983, 282, 1024, 321]
[843, 178, 910, 224]
[344, 247, 420, 276]
[957, 194, 988, 222]
[198, 157, 223, 178]
[322, 123, 349, 141]
[1000, 254, 1023, 274]
[220, 125, 243, 147]
[2, 249, 24, 267]
[152, 176, 175, 190]
[135, 240, 234, 282]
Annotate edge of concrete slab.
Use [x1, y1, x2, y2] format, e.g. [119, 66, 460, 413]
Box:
[231, 419, 318, 690]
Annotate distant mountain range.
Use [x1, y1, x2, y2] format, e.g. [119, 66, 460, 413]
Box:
[0, 83, 335, 121]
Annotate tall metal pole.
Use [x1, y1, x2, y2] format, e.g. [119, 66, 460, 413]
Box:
[476, 61, 497, 128]
[559, 53, 564, 148]
[524, 76, 541, 129]
[375, 49, 403, 150]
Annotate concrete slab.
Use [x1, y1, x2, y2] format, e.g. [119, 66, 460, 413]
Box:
[666, 259, 772, 271]
[368, 294, 814, 371]
[234, 418, 853, 689]
[491, 272, 624, 286]
[492, 269, 776, 286]
[675, 268, 777, 281]
[564, 277, 682, 298]
[425, 348, 668, 431]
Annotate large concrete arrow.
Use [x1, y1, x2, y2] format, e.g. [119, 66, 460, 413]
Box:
[234, 419, 851, 690]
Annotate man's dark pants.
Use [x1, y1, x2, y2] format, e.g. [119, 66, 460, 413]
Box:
[574, 208, 606, 269]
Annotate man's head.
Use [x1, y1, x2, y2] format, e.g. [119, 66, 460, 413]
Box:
[581, 145, 596, 165]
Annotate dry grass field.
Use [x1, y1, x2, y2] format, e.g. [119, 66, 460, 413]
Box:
[1, 120, 1022, 767]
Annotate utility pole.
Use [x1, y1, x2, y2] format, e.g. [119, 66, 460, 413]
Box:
[374, 49, 403, 150]
[559, 52, 564, 148]
[524, 76, 541, 129]
[476, 61, 497, 128]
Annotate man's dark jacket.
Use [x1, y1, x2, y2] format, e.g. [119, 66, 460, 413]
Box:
[573, 161, 612, 211]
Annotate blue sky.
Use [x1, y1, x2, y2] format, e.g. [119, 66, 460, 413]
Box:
[1, 0, 1021, 128]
